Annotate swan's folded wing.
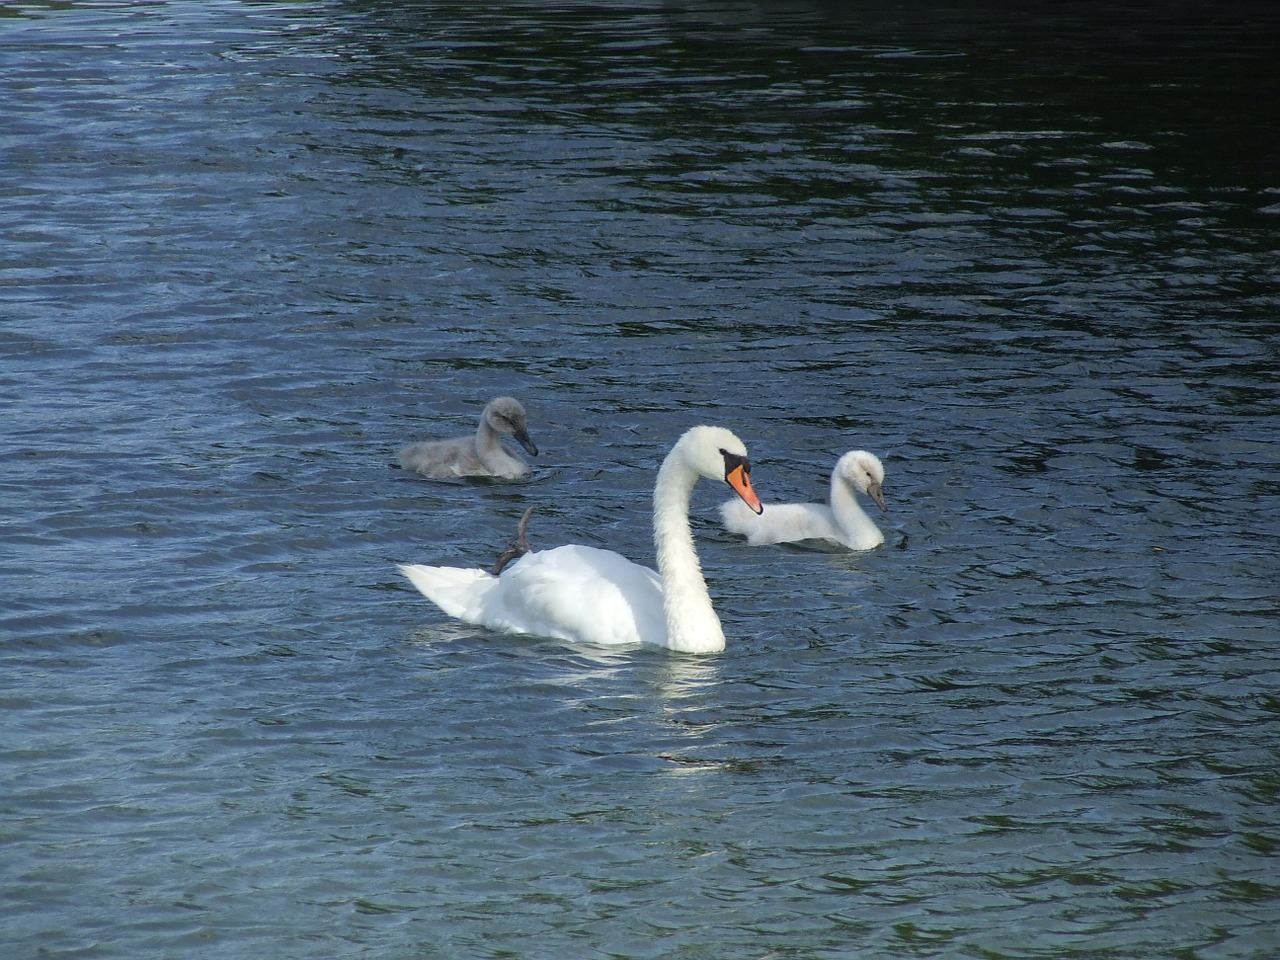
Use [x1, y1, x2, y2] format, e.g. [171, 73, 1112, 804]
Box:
[720, 499, 840, 545]
[398, 437, 483, 478]
[496, 545, 665, 646]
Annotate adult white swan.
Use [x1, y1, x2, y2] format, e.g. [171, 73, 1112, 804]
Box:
[720, 449, 886, 550]
[398, 425, 763, 653]
[398, 396, 538, 479]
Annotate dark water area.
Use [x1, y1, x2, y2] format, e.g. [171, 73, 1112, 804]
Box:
[3, 1, 1279, 958]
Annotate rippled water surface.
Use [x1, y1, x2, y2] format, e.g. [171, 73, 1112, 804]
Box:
[4, 1, 1279, 957]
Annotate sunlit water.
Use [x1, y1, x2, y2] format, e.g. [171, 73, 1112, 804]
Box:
[3, 2, 1279, 957]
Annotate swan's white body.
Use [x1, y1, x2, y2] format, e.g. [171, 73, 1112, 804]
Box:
[399, 396, 537, 479]
[720, 450, 886, 550]
[398, 425, 762, 653]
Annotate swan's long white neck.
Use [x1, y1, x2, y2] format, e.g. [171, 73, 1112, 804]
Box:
[653, 448, 726, 654]
[830, 472, 879, 545]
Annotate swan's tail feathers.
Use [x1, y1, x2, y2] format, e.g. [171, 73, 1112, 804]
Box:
[397, 564, 497, 622]
[719, 498, 758, 537]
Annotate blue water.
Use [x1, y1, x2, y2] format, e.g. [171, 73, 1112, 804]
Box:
[3, 2, 1279, 957]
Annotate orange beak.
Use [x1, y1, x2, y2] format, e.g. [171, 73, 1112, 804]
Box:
[726, 463, 763, 515]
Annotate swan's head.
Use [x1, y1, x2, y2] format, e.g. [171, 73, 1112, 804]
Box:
[674, 425, 763, 515]
[483, 396, 538, 456]
[836, 450, 887, 511]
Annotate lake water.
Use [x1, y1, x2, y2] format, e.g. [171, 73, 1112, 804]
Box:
[3, 1, 1279, 957]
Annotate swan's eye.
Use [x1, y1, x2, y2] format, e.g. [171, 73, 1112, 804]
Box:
[720, 449, 750, 480]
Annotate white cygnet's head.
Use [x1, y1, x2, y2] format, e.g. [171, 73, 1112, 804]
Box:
[835, 450, 886, 511]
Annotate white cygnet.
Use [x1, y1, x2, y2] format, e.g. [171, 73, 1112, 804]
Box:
[720, 449, 886, 550]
